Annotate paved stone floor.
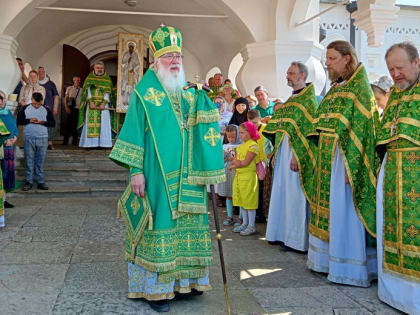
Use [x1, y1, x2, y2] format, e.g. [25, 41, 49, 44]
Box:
[0, 197, 403, 315]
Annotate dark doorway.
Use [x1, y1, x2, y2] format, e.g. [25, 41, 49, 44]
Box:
[61, 44, 91, 136]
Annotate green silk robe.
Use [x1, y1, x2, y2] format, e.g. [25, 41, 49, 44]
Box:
[77, 72, 114, 137]
[309, 64, 379, 242]
[264, 83, 318, 203]
[109, 69, 225, 283]
[376, 81, 420, 282]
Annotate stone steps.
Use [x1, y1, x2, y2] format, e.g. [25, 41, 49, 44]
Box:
[26, 175, 128, 187]
[9, 185, 125, 198]
[14, 149, 127, 198]
[16, 166, 124, 176]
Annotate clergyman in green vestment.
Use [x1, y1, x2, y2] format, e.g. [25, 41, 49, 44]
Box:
[307, 40, 379, 287]
[109, 25, 225, 312]
[263, 61, 318, 252]
[376, 42, 420, 314]
[78, 61, 113, 148]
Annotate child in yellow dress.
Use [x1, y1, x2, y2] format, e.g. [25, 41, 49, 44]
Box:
[229, 121, 260, 236]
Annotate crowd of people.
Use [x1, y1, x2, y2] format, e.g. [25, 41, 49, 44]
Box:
[0, 23, 418, 314]
[109, 25, 419, 313]
[208, 40, 419, 315]
[0, 56, 120, 230]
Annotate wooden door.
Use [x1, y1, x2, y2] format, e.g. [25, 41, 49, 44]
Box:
[60, 44, 90, 135]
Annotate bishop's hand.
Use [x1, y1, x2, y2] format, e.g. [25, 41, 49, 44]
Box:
[131, 173, 145, 198]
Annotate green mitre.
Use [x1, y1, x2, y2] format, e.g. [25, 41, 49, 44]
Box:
[149, 25, 182, 59]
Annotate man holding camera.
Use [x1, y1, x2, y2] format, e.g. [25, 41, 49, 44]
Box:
[63, 76, 81, 145]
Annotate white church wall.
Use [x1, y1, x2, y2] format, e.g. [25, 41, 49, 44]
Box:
[222, 0, 276, 42]
[182, 49, 204, 83]
[228, 53, 242, 91]
[320, 3, 420, 83]
[36, 43, 62, 94]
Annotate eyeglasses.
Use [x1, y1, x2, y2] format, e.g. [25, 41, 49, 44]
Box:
[161, 53, 184, 61]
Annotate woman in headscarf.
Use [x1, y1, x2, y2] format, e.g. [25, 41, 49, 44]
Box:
[220, 84, 237, 112]
[371, 75, 393, 118]
[228, 97, 249, 126]
[214, 96, 233, 136]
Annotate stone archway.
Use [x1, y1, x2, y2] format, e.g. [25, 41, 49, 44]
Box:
[0, 0, 257, 93]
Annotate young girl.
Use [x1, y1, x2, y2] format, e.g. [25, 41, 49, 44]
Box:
[230, 121, 260, 236]
[219, 125, 241, 226]
[247, 109, 274, 223]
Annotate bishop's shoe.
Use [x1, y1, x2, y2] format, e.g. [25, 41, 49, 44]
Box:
[147, 299, 169, 313]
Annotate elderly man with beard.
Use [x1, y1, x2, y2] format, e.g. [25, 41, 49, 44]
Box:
[376, 42, 420, 314]
[77, 61, 113, 148]
[109, 25, 225, 313]
[307, 40, 379, 287]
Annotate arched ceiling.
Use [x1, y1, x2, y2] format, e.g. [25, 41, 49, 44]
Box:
[5, 0, 256, 74]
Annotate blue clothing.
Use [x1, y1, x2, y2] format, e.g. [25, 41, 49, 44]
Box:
[266, 136, 309, 251]
[0, 111, 18, 146]
[127, 263, 211, 300]
[307, 146, 377, 287]
[17, 104, 55, 139]
[24, 136, 48, 184]
[13, 81, 23, 96]
[40, 80, 58, 111]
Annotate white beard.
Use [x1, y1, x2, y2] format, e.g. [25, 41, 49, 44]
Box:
[155, 60, 185, 94]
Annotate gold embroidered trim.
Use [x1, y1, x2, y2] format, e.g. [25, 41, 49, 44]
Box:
[316, 113, 377, 188]
[126, 254, 213, 274]
[186, 174, 226, 185]
[323, 91, 372, 118]
[383, 117, 420, 129]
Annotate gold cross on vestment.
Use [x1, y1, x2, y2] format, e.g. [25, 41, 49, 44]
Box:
[406, 152, 420, 165]
[156, 238, 167, 254]
[322, 168, 329, 177]
[204, 128, 220, 146]
[406, 224, 419, 239]
[200, 233, 211, 249]
[144, 88, 165, 107]
[184, 233, 193, 249]
[406, 187, 420, 202]
[386, 189, 394, 199]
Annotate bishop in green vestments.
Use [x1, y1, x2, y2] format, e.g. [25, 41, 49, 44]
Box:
[109, 25, 225, 312]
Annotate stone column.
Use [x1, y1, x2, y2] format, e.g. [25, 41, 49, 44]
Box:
[236, 40, 326, 100]
[0, 34, 20, 94]
[352, 0, 399, 47]
[235, 0, 326, 100]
